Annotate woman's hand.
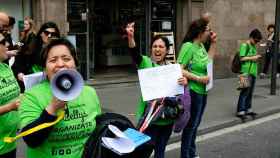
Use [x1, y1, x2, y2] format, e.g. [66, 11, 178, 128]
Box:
[197, 76, 210, 84]
[45, 97, 66, 115]
[126, 22, 135, 39]
[178, 77, 188, 86]
[126, 22, 136, 48]
[210, 31, 217, 43]
[17, 73, 24, 81]
[252, 54, 262, 61]
[6, 50, 18, 57]
[9, 99, 20, 111]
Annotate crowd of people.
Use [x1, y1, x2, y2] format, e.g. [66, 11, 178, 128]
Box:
[0, 9, 274, 158]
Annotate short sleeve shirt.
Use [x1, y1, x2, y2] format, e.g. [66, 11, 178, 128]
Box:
[239, 43, 258, 77]
[177, 42, 210, 94]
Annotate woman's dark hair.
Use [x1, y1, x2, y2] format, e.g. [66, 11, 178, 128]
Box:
[41, 38, 79, 68]
[182, 18, 209, 43]
[37, 21, 60, 39]
[151, 35, 170, 50]
[28, 21, 60, 64]
[8, 16, 15, 27]
[267, 24, 275, 31]
[249, 29, 262, 40]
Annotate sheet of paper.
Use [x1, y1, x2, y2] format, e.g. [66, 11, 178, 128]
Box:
[102, 137, 135, 155]
[206, 61, 213, 91]
[101, 125, 151, 155]
[23, 72, 46, 90]
[138, 64, 184, 101]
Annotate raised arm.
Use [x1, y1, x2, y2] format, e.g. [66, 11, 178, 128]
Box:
[126, 22, 143, 66]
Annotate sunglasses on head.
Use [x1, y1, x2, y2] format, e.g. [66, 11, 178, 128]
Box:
[43, 30, 59, 37]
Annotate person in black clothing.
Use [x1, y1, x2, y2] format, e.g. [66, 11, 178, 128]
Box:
[12, 17, 36, 92]
[12, 21, 60, 92]
[3, 16, 17, 65]
[260, 24, 280, 78]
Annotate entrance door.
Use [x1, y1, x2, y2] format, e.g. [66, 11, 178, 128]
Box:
[67, 0, 90, 79]
[90, 0, 147, 78]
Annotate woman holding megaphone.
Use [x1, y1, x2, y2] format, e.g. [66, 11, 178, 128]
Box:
[18, 38, 102, 158]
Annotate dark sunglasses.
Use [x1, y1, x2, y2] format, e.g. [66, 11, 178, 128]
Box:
[43, 30, 59, 37]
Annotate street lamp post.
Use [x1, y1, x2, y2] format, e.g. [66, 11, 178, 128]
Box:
[271, 0, 280, 95]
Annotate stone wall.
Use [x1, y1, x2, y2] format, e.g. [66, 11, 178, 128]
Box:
[32, 0, 67, 35]
[205, 0, 276, 78]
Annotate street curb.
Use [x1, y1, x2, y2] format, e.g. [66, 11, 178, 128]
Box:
[86, 80, 138, 87]
[167, 107, 280, 145]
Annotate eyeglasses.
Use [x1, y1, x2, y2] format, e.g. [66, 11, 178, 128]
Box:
[43, 30, 59, 38]
[254, 39, 261, 43]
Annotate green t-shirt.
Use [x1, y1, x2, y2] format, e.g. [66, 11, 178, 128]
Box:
[239, 43, 258, 77]
[136, 56, 174, 126]
[0, 63, 20, 155]
[31, 64, 43, 73]
[177, 42, 210, 94]
[19, 80, 102, 158]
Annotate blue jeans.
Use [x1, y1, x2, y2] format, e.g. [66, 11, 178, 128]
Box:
[181, 90, 207, 158]
[237, 75, 256, 115]
[144, 124, 173, 158]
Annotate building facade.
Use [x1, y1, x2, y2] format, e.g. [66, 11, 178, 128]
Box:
[2, 0, 276, 79]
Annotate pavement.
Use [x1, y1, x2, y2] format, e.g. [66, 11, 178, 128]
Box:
[88, 74, 280, 144]
[16, 75, 280, 158]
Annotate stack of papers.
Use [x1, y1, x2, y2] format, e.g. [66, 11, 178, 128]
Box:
[102, 125, 151, 155]
[23, 72, 46, 90]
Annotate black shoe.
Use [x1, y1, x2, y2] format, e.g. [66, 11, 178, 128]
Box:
[246, 112, 258, 119]
[236, 114, 248, 123]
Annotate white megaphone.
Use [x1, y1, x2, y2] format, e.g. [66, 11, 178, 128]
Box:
[51, 69, 84, 101]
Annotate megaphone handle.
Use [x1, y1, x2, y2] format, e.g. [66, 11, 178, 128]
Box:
[65, 105, 69, 116]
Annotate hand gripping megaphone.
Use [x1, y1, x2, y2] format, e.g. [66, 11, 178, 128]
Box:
[51, 69, 84, 101]
[3, 69, 84, 143]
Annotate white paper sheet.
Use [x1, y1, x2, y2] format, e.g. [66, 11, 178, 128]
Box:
[23, 72, 46, 90]
[101, 124, 151, 155]
[206, 61, 213, 91]
[138, 64, 184, 101]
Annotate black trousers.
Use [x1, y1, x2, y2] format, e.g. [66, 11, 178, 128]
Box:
[0, 149, 16, 158]
[262, 51, 280, 74]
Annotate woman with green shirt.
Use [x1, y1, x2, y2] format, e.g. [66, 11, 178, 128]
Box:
[126, 22, 187, 158]
[236, 29, 262, 121]
[0, 31, 20, 158]
[19, 38, 102, 158]
[177, 19, 217, 158]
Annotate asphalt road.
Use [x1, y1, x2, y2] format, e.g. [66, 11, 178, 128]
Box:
[165, 113, 280, 158]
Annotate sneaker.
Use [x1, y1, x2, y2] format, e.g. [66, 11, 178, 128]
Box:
[246, 112, 258, 119]
[260, 73, 266, 79]
[277, 73, 280, 78]
[194, 156, 200, 158]
[236, 114, 248, 123]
